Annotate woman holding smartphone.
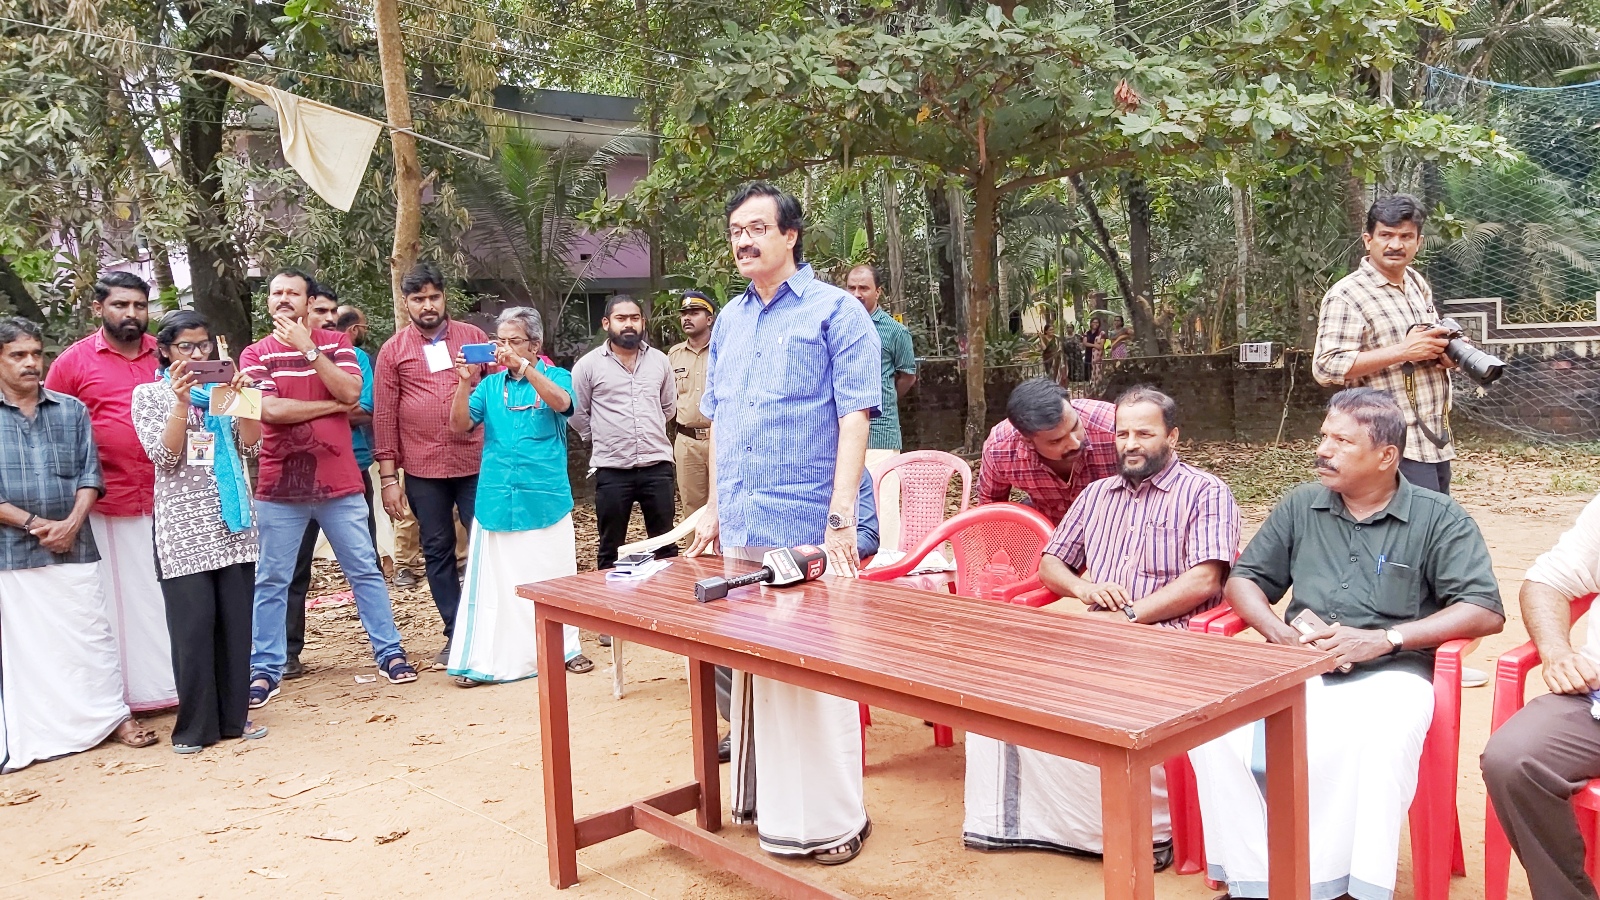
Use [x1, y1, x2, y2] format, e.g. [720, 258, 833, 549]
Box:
[131, 310, 266, 751]
[445, 307, 592, 687]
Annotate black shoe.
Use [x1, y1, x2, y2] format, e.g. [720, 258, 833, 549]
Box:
[598, 634, 612, 648]
[1153, 839, 1174, 873]
[283, 657, 306, 680]
[717, 734, 731, 763]
[434, 640, 451, 665]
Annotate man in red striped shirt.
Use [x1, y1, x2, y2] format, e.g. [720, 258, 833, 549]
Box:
[976, 378, 1119, 524]
[964, 386, 1241, 867]
[242, 269, 414, 708]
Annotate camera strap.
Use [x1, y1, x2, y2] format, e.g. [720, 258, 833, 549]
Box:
[1402, 362, 1453, 449]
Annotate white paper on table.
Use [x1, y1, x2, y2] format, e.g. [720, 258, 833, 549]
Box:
[604, 559, 672, 581]
[864, 548, 955, 575]
[422, 341, 453, 373]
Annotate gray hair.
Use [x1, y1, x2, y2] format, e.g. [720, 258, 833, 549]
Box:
[496, 306, 544, 344]
[1327, 387, 1406, 453]
[0, 316, 42, 347]
[1114, 385, 1179, 431]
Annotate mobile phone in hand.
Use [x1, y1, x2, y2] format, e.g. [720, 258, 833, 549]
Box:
[1291, 609, 1353, 672]
[461, 343, 496, 364]
[186, 359, 237, 384]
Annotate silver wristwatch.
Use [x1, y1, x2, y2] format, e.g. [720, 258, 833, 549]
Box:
[827, 511, 855, 530]
[302, 346, 321, 363]
[1385, 628, 1405, 653]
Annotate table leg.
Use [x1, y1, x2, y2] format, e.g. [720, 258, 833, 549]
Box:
[538, 612, 579, 888]
[1100, 753, 1155, 900]
[1265, 684, 1311, 900]
[688, 657, 722, 832]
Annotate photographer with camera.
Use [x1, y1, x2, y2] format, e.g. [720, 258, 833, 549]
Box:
[1314, 194, 1464, 495]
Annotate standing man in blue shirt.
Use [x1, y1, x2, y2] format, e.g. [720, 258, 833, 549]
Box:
[688, 182, 882, 866]
[846, 263, 916, 551]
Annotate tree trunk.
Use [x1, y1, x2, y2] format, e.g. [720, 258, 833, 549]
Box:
[1343, 166, 1369, 268]
[882, 171, 905, 316]
[179, 76, 251, 359]
[0, 256, 44, 321]
[1230, 179, 1250, 340]
[860, 181, 876, 260]
[964, 169, 998, 452]
[374, 0, 423, 331]
[636, 0, 664, 299]
[1124, 175, 1163, 355]
[946, 182, 969, 338]
[926, 183, 958, 348]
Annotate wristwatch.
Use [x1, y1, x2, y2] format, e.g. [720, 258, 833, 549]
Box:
[302, 346, 320, 363]
[1385, 628, 1405, 653]
[827, 511, 855, 530]
[1122, 604, 1138, 623]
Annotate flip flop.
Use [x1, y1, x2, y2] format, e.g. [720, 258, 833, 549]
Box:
[453, 675, 483, 688]
[241, 721, 268, 740]
[814, 820, 871, 866]
[112, 718, 158, 748]
[565, 655, 595, 674]
[173, 743, 204, 755]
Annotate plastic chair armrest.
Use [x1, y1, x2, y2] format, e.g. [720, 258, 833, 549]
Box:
[1207, 609, 1249, 637]
[1187, 603, 1232, 633]
[993, 575, 1057, 607]
[1490, 640, 1541, 732]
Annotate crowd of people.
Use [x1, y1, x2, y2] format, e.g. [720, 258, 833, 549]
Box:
[0, 185, 1597, 900]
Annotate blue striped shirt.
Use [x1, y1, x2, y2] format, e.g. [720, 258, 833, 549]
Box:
[701, 264, 881, 547]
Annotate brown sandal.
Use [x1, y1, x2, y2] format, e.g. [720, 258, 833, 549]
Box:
[111, 718, 158, 748]
[565, 654, 595, 674]
[814, 820, 871, 866]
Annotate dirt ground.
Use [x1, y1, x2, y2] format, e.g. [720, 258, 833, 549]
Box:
[1, 441, 1593, 900]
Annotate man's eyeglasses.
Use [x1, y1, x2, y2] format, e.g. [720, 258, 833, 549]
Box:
[504, 376, 542, 411]
[171, 340, 215, 355]
[496, 337, 533, 348]
[727, 221, 773, 241]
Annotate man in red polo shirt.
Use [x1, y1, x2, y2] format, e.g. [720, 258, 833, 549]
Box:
[977, 377, 1119, 524]
[373, 261, 487, 662]
[44, 271, 176, 717]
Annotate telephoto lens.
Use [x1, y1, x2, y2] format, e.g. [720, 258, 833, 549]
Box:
[1436, 317, 1506, 386]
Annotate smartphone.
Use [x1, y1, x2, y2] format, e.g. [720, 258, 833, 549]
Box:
[461, 342, 496, 364]
[186, 359, 237, 384]
[1291, 609, 1353, 672]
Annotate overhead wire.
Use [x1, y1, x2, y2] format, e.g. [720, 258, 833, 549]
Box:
[393, 0, 700, 71]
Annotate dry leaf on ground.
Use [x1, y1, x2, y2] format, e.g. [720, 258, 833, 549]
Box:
[268, 775, 331, 799]
[0, 787, 39, 806]
[308, 830, 358, 842]
[374, 828, 409, 845]
[47, 843, 90, 864]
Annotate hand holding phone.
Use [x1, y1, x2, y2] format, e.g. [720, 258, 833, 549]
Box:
[1291, 609, 1354, 673]
[186, 359, 237, 384]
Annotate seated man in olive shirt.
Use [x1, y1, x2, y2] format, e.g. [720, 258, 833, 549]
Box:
[1189, 387, 1504, 900]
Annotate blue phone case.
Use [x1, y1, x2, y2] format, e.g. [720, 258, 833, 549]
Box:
[461, 343, 495, 364]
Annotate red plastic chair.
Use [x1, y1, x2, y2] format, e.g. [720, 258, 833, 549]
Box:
[1484, 593, 1596, 900]
[1198, 608, 1468, 900]
[869, 450, 973, 553]
[860, 503, 1056, 749]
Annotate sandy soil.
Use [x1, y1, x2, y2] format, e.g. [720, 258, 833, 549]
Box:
[0, 448, 1590, 900]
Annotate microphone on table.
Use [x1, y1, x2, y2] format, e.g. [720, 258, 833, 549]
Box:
[694, 546, 827, 602]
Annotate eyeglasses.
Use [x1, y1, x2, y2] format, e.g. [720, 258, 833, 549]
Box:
[496, 337, 533, 348]
[727, 221, 773, 241]
[171, 340, 214, 355]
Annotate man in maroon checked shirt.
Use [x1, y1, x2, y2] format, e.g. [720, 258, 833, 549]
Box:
[976, 377, 1119, 524]
[373, 261, 487, 663]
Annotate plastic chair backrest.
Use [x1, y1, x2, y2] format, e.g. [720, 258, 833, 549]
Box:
[871, 450, 973, 552]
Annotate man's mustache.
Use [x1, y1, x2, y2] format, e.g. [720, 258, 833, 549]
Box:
[1315, 457, 1338, 473]
[736, 246, 761, 259]
[18, 368, 38, 378]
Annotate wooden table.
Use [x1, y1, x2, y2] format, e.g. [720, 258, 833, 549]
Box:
[522, 557, 1337, 900]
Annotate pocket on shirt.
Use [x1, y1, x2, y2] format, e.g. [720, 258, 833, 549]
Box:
[50, 447, 79, 479]
[1139, 525, 1180, 578]
[783, 335, 828, 390]
[1372, 565, 1424, 619]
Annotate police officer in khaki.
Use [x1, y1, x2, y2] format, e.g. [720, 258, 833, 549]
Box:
[668, 291, 715, 512]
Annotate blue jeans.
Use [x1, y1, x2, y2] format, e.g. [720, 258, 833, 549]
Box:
[251, 494, 404, 682]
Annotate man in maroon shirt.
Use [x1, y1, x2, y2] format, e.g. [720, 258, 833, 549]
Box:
[44, 271, 175, 720]
[373, 261, 487, 662]
[242, 269, 415, 707]
[977, 378, 1119, 524]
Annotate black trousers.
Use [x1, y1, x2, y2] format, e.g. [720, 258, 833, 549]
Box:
[1482, 692, 1600, 900]
[287, 469, 378, 660]
[404, 472, 477, 636]
[160, 561, 255, 747]
[594, 461, 679, 570]
[1399, 458, 1453, 494]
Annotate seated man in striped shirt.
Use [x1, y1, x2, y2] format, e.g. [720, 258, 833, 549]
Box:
[963, 386, 1241, 869]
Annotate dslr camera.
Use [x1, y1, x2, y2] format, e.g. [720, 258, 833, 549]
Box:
[1411, 317, 1505, 386]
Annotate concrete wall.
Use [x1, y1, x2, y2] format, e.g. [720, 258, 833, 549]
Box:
[1095, 350, 1334, 442]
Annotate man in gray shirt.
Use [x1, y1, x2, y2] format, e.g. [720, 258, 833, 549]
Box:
[571, 295, 677, 569]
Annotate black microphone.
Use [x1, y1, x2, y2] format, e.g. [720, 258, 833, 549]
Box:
[694, 546, 827, 602]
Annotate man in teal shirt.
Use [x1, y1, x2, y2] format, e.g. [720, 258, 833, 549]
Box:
[846, 263, 916, 550]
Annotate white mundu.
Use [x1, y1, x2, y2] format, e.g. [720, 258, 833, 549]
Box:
[89, 512, 177, 711]
[724, 546, 867, 856]
[1188, 670, 1432, 900]
[0, 562, 131, 772]
[447, 517, 580, 682]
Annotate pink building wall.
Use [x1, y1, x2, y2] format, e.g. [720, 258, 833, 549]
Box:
[561, 155, 650, 282]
